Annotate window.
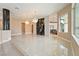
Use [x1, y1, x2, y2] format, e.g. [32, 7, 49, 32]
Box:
[74, 4, 79, 38]
[59, 13, 68, 32]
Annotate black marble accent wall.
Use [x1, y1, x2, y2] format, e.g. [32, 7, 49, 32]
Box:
[3, 8, 10, 30]
[36, 18, 45, 35]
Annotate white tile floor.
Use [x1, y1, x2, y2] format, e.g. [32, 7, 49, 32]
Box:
[11, 34, 73, 56]
[0, 41, 23, 56]
[0, 34, 73, 56]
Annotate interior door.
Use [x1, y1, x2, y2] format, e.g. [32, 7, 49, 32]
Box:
[22, 23, 25, 34]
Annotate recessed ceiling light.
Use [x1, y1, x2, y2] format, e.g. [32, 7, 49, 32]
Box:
[25, 21, 30, 24]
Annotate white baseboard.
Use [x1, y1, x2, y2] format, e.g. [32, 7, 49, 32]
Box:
[11, 32, 32, 36]
[11, 33, 22, 36]
[0, 38, 11, 44]
[25, 32, 32, 35]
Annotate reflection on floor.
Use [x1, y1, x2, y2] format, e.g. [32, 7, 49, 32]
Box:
[0, 41, 23, 56]
[12, 34, 73, 56]
[0, 34, 74, 56]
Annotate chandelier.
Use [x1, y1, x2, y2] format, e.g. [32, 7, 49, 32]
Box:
[32, 18, 38, 23]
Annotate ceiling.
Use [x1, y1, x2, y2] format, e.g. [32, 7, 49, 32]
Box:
[0, 3, 69, 20]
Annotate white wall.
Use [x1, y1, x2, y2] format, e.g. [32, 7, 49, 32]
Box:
[0, 30, 11, 44]
[10, 16, 22, 36]
[48, 13, 58, 30]
[45, 16, 50, 36]
[0, 30, 2, 44]
[49, 13, 58, 22]
[0, 20, 2, 30]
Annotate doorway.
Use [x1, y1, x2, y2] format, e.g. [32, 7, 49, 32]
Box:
[32, 24, 33, 34]
[21, 23, 25, 34]
[36, 18, 45, 35]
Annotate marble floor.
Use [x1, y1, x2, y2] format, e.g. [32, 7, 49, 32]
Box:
[11, 34, 73, 56]
[0, 41, 23, 56]
[0, 34, 74, 56]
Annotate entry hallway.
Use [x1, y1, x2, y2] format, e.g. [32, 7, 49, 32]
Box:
[0, 34, 73, 56]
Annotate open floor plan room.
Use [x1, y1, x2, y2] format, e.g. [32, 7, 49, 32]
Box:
[0, 3, 79, 56]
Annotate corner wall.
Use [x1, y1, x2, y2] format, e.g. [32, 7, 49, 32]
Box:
[45, 16, 50, 36]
